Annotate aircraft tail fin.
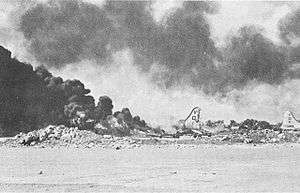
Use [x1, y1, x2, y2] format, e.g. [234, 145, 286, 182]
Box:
[282, 111, 300, 130]
[183, 107, 202, 129]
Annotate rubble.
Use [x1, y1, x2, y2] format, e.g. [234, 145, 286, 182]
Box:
[12, 125, 98, 146]
[0, 118, 299, 148]
[171, 118, 300, 145]
[1, 124, 152, 148]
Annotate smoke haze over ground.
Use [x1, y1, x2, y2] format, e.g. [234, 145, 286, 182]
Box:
[1, 0, 300, 128]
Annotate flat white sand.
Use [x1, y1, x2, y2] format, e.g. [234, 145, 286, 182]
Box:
[0, 144, 299, 192]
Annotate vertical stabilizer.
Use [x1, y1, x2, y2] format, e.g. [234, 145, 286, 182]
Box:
[184, 107, 202, 129]
[282, 111, 300, 130]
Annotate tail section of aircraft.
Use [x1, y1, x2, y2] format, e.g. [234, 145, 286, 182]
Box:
[183, 107, 202, 129]
[282, 111, 300, 131]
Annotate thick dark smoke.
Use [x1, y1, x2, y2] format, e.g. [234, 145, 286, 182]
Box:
[278, 8, 300, 79]
[3, 0, 300, 134]
[20, 0, 114, 68]
[0, 45, 95, 136]
[0, 46, 48, 136]
[13, 0, 300, 111]
[152, 1, 219, 90]
[94, 96, 113, 120]
[19, 0, 299, 95]
[104, 1, 159, 70]
[19, 1, 220, 90]
[19, 0, 160, 68]
[0, 44, 151, 136]
[105, 1, 219, 90]
[279, 8, 300, 45]
[220, 26, 289, 90]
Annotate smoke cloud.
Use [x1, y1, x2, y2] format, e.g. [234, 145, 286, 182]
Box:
[20, 0, 114, 68]
[51, 50, 239, 128]
[278, 8, 300, 79]
[20, 0, 298, 94]
[1, 0, 300, 130]
[220, 26, 289, 90]
[0, 45, 47, 135]
[279, 8, 300, 45]
[19, 1, 220, 91]
[0, 45, 95, 136]
[149, 1, 219, 91]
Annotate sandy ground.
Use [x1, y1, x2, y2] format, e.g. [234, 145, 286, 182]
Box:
[0, 144, 299, 192]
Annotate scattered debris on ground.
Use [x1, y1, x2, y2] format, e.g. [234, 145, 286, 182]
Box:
[1, 118, 299, 148]
[1, 125, 139, 148]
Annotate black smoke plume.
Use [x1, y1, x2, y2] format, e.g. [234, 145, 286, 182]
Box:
[20, 1, 219, 89]
[104, 1, 159, 70]
[278, 8, 300, 45]
[18, 0, 300, 95]
[0, 44, 150, 136]
[0, 46, 48, 136]
[278, 8, 300, 78]
[104, 1, 219, 90]
[220, 26, 289, 91]
[94, 96, 113, 120]
[0, 45, 95, 136]
[20, 0, 114, 68]
[152, 1, 219, 90]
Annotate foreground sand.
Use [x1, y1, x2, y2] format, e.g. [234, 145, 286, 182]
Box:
[0, 144, 299, 192]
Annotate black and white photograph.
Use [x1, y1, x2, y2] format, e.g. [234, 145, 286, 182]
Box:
[0, 0, 299, 192]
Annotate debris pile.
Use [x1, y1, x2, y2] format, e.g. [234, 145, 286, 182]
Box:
[173, 119, 300, 144]
[2, 124, 165, 148]
[10, 125, 101, 147]
[223, 119, 299, 144]
[1, 118, 299, 148]
[213, 130, 298, 144]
